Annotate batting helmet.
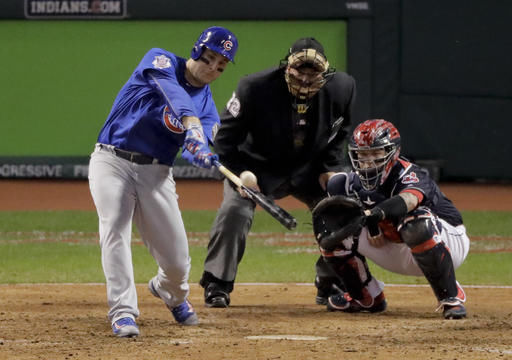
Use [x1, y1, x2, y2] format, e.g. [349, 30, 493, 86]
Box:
[348, 119, 401, 190]
[191, 26, 238, 63]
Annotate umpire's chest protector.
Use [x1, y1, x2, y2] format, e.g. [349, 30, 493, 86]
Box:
[238, 68, 353, 170]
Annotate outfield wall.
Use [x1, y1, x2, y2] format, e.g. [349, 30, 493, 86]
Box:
[0, 20, 348, 178]
[1, 0, 511, 181]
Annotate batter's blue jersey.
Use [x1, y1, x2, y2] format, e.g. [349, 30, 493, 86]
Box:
[97, 48, 220, 166]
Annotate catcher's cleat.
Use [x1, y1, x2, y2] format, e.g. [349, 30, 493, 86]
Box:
[204, 283, 230, 308]
[437, 282, 467, 320]
[327, 292, 387, 313]
[112, 317, 139, 338]
[315, 284, 344, 305]
[443, 303, 467, 319]
[148, 277, 199, 325]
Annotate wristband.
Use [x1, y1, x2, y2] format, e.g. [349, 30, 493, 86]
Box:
[374, 195, 408, 222]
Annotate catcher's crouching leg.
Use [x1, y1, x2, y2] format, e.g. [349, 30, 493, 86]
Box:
[321, 249, 386, 313]
[312, 195, 386, 313]
[399, 208, 466, 319]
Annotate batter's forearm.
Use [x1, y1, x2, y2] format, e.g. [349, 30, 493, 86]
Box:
[182, 116, 202, 129]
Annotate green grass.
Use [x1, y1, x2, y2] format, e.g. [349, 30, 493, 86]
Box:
[0, 20, 347, 156]
[0, 210, 511, 285]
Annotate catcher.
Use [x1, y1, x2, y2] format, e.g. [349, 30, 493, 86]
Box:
[312, 119, 470, 319]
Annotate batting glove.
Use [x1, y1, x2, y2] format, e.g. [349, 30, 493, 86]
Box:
[191, 151, 219, 169]
[184, 123, 207, 155]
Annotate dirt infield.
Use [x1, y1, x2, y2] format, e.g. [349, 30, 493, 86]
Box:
[1, 180, 512, 359]
[1, 284, 512, 360]
[1, 179, 512, 211]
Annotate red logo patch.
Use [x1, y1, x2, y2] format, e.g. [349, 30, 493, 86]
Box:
[223, 40, 233, 51]
[402, 171, 419, 184]
[163, 106, 185, 134]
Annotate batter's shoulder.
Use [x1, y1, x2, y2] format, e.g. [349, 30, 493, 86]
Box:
[139, 48, 182, 69]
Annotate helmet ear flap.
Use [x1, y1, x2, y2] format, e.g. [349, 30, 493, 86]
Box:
[190, 44, 204, 61]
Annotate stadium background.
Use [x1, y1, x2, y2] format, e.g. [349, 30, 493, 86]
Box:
[1, 0, 511, 181]
[1, 1, 512, 359]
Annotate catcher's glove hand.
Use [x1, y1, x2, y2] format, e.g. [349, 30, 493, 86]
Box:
[312, 195, 365, 251]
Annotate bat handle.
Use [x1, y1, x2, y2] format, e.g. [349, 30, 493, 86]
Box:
[213, 160, 243, 188]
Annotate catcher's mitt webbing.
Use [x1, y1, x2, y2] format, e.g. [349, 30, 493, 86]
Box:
[312, 195, 365, 250]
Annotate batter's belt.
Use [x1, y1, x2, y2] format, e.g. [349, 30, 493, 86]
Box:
[96, 143, 161, 165]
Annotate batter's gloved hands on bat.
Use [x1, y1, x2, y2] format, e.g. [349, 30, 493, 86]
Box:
[191, 150, 218, 168]
[183, 123, 218, 168]
[184, 123, 207, 155]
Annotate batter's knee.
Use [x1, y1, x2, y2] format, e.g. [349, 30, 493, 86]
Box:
[398, 208, 441, 248]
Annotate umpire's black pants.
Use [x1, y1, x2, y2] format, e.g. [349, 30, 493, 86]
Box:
[201, 179, 337, 292]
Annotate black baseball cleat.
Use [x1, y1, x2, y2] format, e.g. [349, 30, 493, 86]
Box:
[443, 303, 467, 319]
[327, 291, 387, 313]
[204, 283, 230, 308]
[439, 282, 467, 320]
[316, 284, 343, 305]
[314, 276, 344, 305]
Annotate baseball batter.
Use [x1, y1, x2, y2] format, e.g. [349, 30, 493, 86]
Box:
[314, 119, 470, 319]
[88, 26, 238, 337]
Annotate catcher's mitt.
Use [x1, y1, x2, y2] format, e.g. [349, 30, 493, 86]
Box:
[312, 195, 365, 251]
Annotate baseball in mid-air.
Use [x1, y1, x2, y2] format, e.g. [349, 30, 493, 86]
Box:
[240, 170, 258, 188]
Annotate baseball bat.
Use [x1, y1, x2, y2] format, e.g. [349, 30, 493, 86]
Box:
[213, 160, 297, 230]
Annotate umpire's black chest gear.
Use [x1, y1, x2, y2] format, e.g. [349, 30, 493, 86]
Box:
[214, 66, 356, 196]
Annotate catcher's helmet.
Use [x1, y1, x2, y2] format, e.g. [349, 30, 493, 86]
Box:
[191, 26, 238, 63]
[348, 119, 401, 190]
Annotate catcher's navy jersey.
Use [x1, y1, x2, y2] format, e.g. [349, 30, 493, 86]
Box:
[327, 157, 463, 227]
[97, 48, 219, 166]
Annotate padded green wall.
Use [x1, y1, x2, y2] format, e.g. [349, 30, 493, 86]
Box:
[0, 20, 346, 156]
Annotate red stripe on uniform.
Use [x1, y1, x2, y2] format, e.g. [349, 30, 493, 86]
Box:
[400, 189, 424, 203]
[411, 238, 437, 253]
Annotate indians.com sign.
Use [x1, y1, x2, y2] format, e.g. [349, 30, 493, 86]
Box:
[25, 0, 126, 19]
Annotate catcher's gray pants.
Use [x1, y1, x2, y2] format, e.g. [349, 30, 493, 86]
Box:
[203, 179, 335, 286]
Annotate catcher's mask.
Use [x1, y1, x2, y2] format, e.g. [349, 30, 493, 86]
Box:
[282, 37, 334, 101]
[348, 119, 401, 190]
[191, 26, 238, 63]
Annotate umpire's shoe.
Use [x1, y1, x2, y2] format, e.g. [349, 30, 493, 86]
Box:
[148, 277, 199, 325]
[327, 291, 387, 313]
[204, 283, 230, 308]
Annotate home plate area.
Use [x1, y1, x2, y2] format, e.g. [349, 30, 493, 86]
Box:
[1, 283, 511, 359]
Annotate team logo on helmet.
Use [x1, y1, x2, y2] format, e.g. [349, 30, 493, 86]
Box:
[163, 106, 185, 134]
[152, 55, 171, 69]
[223, 40, 233, 51]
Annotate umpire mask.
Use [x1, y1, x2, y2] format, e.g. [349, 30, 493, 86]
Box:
[284, 38, 332, 101]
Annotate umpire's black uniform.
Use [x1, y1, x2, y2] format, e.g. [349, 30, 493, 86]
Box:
[200, 64, 356, 304]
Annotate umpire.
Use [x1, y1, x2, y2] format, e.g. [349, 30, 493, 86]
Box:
[200, 37, 356, 307]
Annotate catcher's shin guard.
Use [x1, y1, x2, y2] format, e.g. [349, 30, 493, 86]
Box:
[412, 243, 459, 302]
[399, 211, 460, 302]
[323, 254, 373, 301]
